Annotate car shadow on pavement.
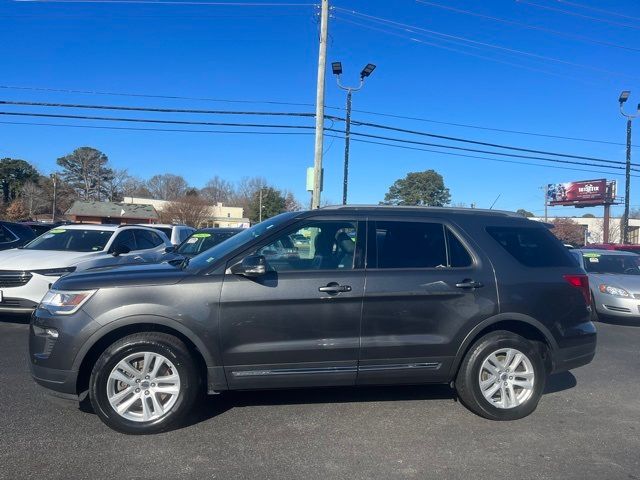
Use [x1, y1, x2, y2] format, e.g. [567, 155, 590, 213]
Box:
[544, 371, 576, 394]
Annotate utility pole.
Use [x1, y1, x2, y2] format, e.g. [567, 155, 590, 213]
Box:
[51, 173, 58, 222]
[311, 0, 329, 210]
[619, 90, 638, 244]
[331, 62, 377, 205]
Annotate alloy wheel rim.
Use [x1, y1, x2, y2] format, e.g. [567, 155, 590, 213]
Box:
[106, 352, 181, 422]
[478, 348, 535, 409]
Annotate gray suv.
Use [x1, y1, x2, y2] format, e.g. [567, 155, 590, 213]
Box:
[29, 207, 596, 434]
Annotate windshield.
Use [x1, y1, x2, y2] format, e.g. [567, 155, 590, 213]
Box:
[177, 230, 241, 256]
[25, 228, 114, 252]
[582, 253, 640, 275]
[185, 212, 298, 271]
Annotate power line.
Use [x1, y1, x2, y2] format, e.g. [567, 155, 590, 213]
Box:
[0, 85, 316, 108]
[2, 84, 631, 147]
[415, 0, 640, 53]
[334, 8, 640, 80]
[329, 134, 640, 178]
[334, 16, 593, 87]
[516, 0, 640, 30]
[0, 100, 315, 117]
[0, 111, 316, 129]
[2, 118, 629, 177]
[324, 128, 639, 172]
[14, 0, 316, 5]
[0, 120, 315, 136]
[332, 106, 639, 148]
[556, 0, 640, 21]
[340, 118, 635, 167]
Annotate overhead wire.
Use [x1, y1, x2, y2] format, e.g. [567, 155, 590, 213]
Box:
[515, 0, 640, 30]
[415, 0, 640, 53]
[556, 0, 640, 21]
[334, 8, 640, 80]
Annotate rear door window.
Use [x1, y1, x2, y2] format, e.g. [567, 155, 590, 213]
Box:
[486, 226, 574, 267]
[374, 221, 448, 269]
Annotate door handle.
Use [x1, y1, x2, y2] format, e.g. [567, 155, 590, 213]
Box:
[319, 283, 352, 294]
[455, 280, 483, 289]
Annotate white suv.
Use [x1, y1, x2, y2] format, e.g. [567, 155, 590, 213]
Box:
[142, 224, 195, 246]
[0, 224, 171, 313]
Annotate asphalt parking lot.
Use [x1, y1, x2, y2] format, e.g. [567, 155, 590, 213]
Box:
[1, 316, 639, 480]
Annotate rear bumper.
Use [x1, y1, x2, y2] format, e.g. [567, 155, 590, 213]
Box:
[552, 334, 597, 373]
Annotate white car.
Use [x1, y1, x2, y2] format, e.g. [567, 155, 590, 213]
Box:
[141, 224, 195, 246]
[0, 224, 172, 313]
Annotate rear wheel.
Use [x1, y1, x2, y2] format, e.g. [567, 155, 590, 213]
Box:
[455, 330, 546, 421]
[89, 332, 199, 434]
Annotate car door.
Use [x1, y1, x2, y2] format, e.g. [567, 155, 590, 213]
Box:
[357, 217, 498, 385]
[219, 217, 366, 389]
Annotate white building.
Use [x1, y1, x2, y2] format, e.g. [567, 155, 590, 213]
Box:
[123, 197, 249, 228]
[531, 216, 640, 245]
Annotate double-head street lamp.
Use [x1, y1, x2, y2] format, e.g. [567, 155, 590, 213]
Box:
[331, 61, 377, 205]
[619, 91, 639, 244]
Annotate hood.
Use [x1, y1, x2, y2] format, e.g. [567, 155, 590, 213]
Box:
[588, 273, 640, 294]
[53, 262, 191, 290]
[0, 248, 102, 271]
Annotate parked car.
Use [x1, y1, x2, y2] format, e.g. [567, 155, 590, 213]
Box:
[0, 221, 36, 251]
[143, 224, 195, 247]
[586, 243, 640, 254]
[20, 221, 71, 237]
[166, 228, 243, 262]
[0, 224, 171, 313]
[571, 248, 640, 322]
[30, 207, 596, 434]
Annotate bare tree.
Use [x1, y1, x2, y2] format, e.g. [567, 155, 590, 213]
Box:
[231, 176, 267, 212]
[105, 168, 132, 202]
[201, 176, 234, 204]
[21, 180, 45, 218]
[146, 174, 189, 200]
[283, 190, 303, 212]
[159, 194, 210, 227]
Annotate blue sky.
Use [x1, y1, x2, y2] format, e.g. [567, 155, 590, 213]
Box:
[0, 0, 638, 216]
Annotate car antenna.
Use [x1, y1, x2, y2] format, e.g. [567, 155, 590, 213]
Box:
[489, 194, 501, 210]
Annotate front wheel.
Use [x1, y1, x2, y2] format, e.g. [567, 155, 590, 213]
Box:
[89, 332, 200, 434]
[455, 330, 546, 421]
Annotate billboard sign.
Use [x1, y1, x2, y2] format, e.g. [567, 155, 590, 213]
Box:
[546, 179, 609, 206]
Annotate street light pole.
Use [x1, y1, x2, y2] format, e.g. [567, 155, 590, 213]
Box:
[619, 91, 639, 244]
[259, 188, 263, 223]
[51, 173, 58, 222]
[332, 62, 376, 205]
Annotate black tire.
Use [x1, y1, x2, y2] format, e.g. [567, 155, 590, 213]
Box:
[455, 330, 546, 421]
[89, 332, 200, 434]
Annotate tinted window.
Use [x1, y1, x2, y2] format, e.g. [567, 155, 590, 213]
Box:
[0, 226, 17, 244]
[446, 227, 473, 267]
[25, 228, 114, 252]
[582, 253, 640, 275]
[114, 230, 136, 251]
[178, 228, 193, 243]
[486, 226, 574, 268]
[178, 231, 240, 256]
[134, 229, 164, 250]
[375, 221, 447, 269]
[154, 227, 173, 238]
[253, 221, 358, 272]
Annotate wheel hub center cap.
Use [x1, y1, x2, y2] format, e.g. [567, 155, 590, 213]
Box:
[140, 380, 151, 389]
[500, 373, 509, 381]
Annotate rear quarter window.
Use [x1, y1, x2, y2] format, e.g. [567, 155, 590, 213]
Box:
[486, 226, 575, 268]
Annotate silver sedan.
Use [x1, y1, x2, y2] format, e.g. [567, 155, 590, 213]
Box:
[572, 249, 640, 322]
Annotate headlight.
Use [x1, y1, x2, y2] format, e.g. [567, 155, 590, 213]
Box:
[599, 284, 630, 298]
[40, 289, 97, 315]
[31, 267, 76, 277]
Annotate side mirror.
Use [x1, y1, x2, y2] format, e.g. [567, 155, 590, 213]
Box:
[111, 244, 131, 257]
[231, 254, 267, 277]
[165, 245, 176, 253]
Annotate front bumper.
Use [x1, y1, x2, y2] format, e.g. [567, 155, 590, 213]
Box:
[29, 306, 100, 396]
[595, 293, 640, 320]
[0, 273, 59, 312]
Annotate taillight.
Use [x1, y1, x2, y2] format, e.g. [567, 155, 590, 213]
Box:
[563, 274, 591, 305]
